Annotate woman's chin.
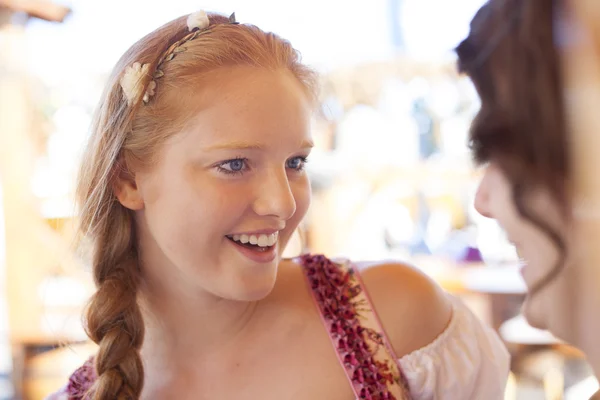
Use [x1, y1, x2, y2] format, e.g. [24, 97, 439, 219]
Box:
[230, 274, 278, 302]
[521, 297, 548, 331]
[240, 285, 276, 302]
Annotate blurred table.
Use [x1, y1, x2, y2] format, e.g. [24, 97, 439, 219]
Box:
[413, 257, 526, 294]
[500, 314, 559, 346]
[459, 264, 527, 294]
[413, 257, 527, 331]
[11, 334, 90, 400]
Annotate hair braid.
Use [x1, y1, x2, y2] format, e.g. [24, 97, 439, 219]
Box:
[84, 202, 145, 399]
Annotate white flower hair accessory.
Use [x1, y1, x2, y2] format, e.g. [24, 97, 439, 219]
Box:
[119, 62, 151, 105]
[119, 10, 239, 106]
[187, 10, 210, 31]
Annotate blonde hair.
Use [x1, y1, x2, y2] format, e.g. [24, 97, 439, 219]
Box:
[76, 13, 317, 399]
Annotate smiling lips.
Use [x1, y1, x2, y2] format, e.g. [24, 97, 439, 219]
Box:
[227, 232, 278, 248]
[226, 231, 279, 263]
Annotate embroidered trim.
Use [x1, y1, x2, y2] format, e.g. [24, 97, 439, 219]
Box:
[300, 254, 412, 400]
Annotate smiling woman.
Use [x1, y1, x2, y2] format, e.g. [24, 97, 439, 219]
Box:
[46, 10, 508, 400]
[124, 65, 314, 303]
[456, 0, 600, 390]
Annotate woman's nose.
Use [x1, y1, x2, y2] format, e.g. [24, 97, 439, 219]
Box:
[474, 173, 493, 219]
[252, 169, 296, 221]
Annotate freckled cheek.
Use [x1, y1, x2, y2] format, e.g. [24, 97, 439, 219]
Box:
[209, 183, 256, 214]
[293, 182, 311, 221]
[289, 179, 311, 226]
[137, 173, 163, 206]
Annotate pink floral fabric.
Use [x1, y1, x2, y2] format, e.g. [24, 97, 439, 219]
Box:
[300, 254, 412, 400]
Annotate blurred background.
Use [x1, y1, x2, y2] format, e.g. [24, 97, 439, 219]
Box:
[0, 0, 598, 399]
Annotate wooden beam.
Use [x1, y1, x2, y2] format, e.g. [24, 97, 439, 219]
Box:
[0, 0, 70, 22]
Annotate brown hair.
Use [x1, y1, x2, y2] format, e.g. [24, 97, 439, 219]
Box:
[455, 0, 568, 293]
[76, 13, 317, 399]
[456, 0, 568, 200]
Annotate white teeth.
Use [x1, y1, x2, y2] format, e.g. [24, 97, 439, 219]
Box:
[229, 231, 278, 247]
[257, 235, 269, 247]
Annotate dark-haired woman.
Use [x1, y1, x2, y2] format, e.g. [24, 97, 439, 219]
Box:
[456, 0, 600, 389]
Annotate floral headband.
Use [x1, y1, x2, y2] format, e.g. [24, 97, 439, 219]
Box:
[119, 10, 239, 105]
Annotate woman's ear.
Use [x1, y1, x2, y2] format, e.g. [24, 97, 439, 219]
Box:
[113, 159, 144, 211]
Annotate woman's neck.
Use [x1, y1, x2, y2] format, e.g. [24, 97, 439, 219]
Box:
[138, 280, 261, 368]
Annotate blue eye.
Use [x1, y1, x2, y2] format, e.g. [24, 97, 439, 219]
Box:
[287, 156, 308, 171]
[217, 158, 248, 175]
[228, 159, 245, 171]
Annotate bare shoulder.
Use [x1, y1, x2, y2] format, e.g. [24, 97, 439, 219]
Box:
[358, 261, 453, 358]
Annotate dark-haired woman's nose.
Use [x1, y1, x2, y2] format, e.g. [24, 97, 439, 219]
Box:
[474, 171, 493, 219]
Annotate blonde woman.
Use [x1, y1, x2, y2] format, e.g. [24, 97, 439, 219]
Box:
[47, 10, 508, 400]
